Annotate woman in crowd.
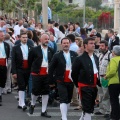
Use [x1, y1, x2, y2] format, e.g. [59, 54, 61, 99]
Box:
[80, 28, 87, 40]
[57, 25, 65, 43]
[105, 45, 120, 120]
[75, 37, 83, 46]
[65, 24, 80, 37]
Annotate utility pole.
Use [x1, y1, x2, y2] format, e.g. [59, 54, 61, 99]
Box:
[83, 0, 86, 26]
[42, 0, 48, 30]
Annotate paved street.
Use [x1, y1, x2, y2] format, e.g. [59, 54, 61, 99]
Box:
[0, 90, 106, 120]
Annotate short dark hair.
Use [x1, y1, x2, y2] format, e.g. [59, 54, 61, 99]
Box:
[100, 40, 108, 46]
[66, 34, 75, 43]
[54, 23, 59, 27]
[75, 22, 80, 26]
[108, 29, 114, 35]
[61, 37, 71, 44]
[83, 37, 95, 45]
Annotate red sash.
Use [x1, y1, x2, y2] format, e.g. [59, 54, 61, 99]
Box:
[0, 58, 6, 66]
[64, 70, 72, 82]
[39, 67, 47, 75]
[22, 60, 28, 69]
[78, 73, 98, 99]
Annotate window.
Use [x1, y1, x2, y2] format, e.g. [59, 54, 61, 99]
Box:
[69, 0, 73, 3]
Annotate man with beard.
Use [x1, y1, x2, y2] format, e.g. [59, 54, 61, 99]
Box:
[71, 37, 99, 120]
[0, 31, 10, 106]
[28, 33, 54, 118]
[12, 32, 33, 111]
[48, 37, 77, 120]
[94, 40, 112, 119]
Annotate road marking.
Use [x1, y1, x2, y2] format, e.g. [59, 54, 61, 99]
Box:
[27, 112, 81, 117]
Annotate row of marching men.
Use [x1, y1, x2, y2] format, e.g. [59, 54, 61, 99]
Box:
[0, 29, 101, 120]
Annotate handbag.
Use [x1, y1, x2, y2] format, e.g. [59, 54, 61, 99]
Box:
[101, 77, 109, 88]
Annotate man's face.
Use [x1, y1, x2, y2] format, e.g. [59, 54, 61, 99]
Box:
[61, 39, 70, 51]
[108, 31, 112, 38]
[99, 43, 108, 53]
[20, 34, 27, 44]
[0, 32, 4, 41]
[85, 40, 95, 52]
[19, 20, 23, 26]
[91, 30, 96, 35]
[50, 35, 54, 42]
[41, 34, 49, 46]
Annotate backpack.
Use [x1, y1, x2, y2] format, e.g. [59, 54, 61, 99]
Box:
[107, 52, 111, 62]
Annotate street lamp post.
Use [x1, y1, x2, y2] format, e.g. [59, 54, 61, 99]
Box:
[42, 0, 48, 30]
[83, 0, 86, 26]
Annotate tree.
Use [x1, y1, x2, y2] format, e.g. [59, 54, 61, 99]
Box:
[98, 12, 113, 29]
[86, 0, 102, 10]
[55, 2, 66, 12]
[49, 0, 59, 10]
[0, 0, 16, 13]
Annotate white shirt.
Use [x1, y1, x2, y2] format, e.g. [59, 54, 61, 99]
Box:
[70, 42, 79, 52]
[57, 31, 65, 43]
[20, 43, 28, 60]
[0, 42, 6, 58]
[53, 27, 59, 40]
[88, 24, 94, 29]
[14, 25, 24, 37]
[90, 55, 98, 74]
[83, 23, 88, 28]
[41, 46, 48, 67]
[63, 51, 71, 70]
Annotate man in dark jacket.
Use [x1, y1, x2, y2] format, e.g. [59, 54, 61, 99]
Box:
[12, 32, 33, 111]
[48, 37, 77, 120]
[28, 33, 54, 118]
[71, 37, 99, 120]
[108, 29, 119, 51]
[0, 30, 10, 106]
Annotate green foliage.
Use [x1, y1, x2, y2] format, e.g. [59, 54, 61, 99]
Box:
[26, 0, 38, 10]
[49, 0, 59, 10]
[0, 0, 16, 13]
[55, 2, 66, 12]
[86, 0, 102, 10]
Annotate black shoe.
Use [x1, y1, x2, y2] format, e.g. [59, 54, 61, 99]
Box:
[0, 96, 2, 102]
[22, 105, 27, 111]
[17, 105, 22, 109]
[94, 111, 104, 115]
[41, 111, 51, 118]
[29, 105, 35, 114]
[104, 114, 110, 118]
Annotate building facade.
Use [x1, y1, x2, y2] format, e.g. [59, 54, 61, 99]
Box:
[102, 0, 114, 8]
[114, 0, 120, 33]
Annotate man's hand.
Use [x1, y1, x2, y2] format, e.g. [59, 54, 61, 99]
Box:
[104, 76, 107, 80]
[12, 74, 17, 79]
[49, 84, 55, 88]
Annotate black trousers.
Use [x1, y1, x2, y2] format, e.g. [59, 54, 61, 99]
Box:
[17, 69, 30, 91]
[32, 75, 49, 96]
[0, 66, 7, 88]
[57, 82, 74, 104]
[80, 86, 97, 113]
[108, 84, 120, 120]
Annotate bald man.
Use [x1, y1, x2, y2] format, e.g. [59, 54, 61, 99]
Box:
[14, 20, 24, 37]
[28, 33, 54, 118]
